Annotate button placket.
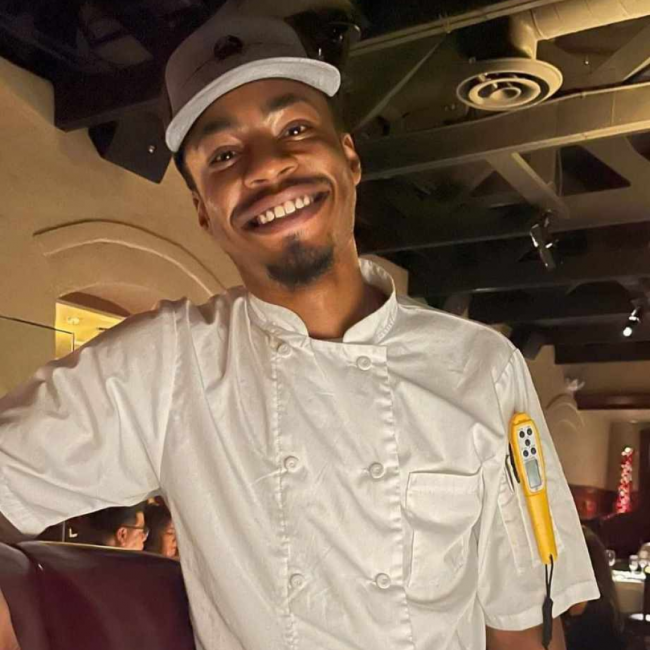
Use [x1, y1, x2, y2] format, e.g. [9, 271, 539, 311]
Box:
[283, 455, 300, 473]
[277, 342, 292, 358]
[369, 462, 386, 479]
[356, 355, 372, 371]
[375, 573, 391, 590]
[289, 573, 305, 590]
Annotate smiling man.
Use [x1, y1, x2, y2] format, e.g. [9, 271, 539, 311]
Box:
[0, 10, 598, 650]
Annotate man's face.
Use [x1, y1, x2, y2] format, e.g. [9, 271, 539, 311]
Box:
[161, 522, 178, 558]
[183, 78, 362, 291]
[117, 511, 147, 551]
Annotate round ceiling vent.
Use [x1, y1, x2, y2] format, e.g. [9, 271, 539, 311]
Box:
[456, 58, 563, 112]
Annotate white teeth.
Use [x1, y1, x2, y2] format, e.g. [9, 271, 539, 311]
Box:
[254, 194, 317, 226]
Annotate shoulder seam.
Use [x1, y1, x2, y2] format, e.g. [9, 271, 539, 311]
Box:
[158, 302, 178, 480]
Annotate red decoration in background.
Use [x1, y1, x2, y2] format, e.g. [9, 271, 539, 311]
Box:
[614, 446, 635, 514]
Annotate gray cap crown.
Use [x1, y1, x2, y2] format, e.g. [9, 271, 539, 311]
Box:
[165, 14, 341, 152]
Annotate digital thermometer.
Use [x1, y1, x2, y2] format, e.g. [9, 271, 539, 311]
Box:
[508, 413, 558, 565]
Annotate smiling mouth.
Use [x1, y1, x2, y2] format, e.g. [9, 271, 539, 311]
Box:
[246, 191, 328, 230]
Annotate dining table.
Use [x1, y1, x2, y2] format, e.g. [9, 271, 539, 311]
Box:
[613, 569, 645, 615]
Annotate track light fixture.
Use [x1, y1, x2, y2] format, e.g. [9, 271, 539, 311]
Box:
[529, 214, 557, 271]
[622, 306, 642, 338]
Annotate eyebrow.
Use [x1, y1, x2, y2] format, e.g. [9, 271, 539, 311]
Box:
[195, 117, 239, 141]
[262, 92, 310, 116]
[192, 93, 313, 148]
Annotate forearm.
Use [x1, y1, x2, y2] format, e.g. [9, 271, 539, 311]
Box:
[487, 617, 566, 650]
[0, 589, 21, 650]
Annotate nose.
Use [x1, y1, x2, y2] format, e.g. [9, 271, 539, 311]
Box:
[243, 139, 297, 188]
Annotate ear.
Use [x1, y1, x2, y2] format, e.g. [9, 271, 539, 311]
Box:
[192, 191, 211, 232]
[340, 133, 362, 186]
[115, 527, 128, 547]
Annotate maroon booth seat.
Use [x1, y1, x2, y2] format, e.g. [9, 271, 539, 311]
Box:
[0, 542, 49, 650]
[0, 541, 196, 650]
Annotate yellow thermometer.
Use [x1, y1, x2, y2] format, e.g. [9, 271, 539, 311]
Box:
[509, 413, 558, 565]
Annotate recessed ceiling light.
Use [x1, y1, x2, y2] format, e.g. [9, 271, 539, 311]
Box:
[67, 316, 81, 325]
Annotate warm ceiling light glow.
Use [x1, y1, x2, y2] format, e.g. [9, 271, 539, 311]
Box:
[67, 316, 81, 325]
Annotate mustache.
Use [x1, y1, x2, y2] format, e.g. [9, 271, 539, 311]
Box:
[232, 176, 330, 221]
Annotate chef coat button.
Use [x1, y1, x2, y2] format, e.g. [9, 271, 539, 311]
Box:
[289, 573, 305, 590]
[375, 573, 391, 590]
[284, 456, 300, 472]
[356, 356, 372, 371]
[369, 462, 385, 479]
[277, 343, 291, 358]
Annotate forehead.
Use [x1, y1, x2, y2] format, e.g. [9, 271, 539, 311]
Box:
[187, 78, 331, 143]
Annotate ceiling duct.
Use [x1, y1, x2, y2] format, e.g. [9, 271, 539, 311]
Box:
[456, 0, 650, 112]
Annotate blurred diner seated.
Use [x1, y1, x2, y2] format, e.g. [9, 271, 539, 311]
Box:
[144, 502, 178, 558]
[562, 526, 627, 650]
[74, 504, 148, 551]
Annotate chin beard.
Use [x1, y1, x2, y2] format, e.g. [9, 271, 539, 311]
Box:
[266, 235, 334, 290]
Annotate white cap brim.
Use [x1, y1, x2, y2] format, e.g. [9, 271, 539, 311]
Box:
[166, 57, 341, 152]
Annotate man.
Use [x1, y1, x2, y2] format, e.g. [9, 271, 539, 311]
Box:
[76, 505, 149, 551]
[0, 9, 598, 650]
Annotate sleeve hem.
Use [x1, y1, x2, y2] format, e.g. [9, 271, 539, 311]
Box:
[485, 579, 601, 631]
[0, 471, 43, 536]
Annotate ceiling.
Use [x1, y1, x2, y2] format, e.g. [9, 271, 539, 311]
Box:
[3, 0, 650, 364]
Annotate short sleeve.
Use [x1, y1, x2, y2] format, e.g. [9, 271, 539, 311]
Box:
[477, 349, 600, 630]
[0, 301, 177, 536]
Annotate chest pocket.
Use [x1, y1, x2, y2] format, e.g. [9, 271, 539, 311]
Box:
[405, 471, 482, 603]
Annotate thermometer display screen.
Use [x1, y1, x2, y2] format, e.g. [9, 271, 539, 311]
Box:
[525, 459, 543, 490]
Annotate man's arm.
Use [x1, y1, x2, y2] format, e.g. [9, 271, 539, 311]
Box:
[0, 589, 20, 650]
[0, 513, 26, 650]
[487, 618, 566, 650]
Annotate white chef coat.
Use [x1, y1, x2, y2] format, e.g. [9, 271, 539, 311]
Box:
[0, 259, 598, 649]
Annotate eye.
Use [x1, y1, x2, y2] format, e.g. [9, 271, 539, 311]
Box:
[211, 149, 238, 166]
[284, 123, 310, 138]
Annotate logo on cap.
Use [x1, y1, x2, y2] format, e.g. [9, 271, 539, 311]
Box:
[213, 35, 244, 61]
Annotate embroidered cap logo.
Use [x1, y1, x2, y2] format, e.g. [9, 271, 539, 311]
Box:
[213, 35, 244, 61]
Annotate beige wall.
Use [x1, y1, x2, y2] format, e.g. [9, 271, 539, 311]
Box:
[526, 346, 611, 488]
[562, 360, 650, 393]
[0, 56, 240, 393]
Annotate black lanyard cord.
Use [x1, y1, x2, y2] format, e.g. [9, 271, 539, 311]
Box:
[542, 555, 555, 649]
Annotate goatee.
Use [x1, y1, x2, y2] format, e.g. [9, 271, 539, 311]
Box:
[266, 235, 334, 290]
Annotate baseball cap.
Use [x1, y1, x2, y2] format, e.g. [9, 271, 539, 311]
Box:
[164, 13, 341, 153]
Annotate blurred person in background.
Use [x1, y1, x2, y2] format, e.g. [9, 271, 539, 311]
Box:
[144, 502, 178, 558]
[563, 526, 626, 650]
[76, 504, 148, 551]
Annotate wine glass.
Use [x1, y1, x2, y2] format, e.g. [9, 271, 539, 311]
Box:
[639, 550, 649, 573]
[630, 554, 640, 573]
[605, 549, 616, 568]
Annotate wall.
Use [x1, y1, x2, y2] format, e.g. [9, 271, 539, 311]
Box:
[0, 56, 248, 393]
[527, 346, 611, 489]
[563, 359, 650, 393]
